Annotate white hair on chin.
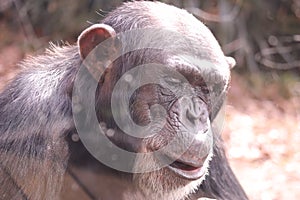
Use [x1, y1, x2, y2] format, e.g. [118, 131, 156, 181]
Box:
[132, 151, 213, 200]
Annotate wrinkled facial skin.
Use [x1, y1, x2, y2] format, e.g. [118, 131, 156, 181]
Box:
[93, 55, 229, 191]
[117, 62, 227, 200]
[125, 63, 227, 181]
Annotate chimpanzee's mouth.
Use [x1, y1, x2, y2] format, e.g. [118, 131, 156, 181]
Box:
[167, 158, 207, 180]
[170, 160, 202, 171]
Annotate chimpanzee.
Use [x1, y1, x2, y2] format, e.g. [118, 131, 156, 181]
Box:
[0, 1, 248, 200]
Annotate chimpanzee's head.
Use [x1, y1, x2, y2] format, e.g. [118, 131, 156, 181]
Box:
[75, 2, 235, 199]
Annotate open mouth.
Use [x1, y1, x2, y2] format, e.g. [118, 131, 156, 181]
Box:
[167, 158, 207, 180]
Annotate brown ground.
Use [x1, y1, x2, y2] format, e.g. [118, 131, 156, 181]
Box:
[0, 26, 299, 200]
[225, 74, 300, 200]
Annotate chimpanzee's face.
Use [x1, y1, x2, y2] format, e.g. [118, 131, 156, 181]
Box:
[128, 63, 226, 172]
[122, 56, 229, 196]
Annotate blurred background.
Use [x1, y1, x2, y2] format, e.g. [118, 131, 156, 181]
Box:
[0, 0, 299, 199]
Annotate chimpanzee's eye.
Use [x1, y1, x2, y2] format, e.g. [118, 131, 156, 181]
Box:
[202, 86, 210, 95]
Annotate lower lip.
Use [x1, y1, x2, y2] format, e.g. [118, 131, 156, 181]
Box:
[167, 164, 206, 180]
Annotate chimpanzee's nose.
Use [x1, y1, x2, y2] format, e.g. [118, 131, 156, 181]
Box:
[186, 97, 208, 123]
[179, 97, 209, 132]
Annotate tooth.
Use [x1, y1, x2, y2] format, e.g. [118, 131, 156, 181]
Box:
[99, 122, 107, 134]
[106, 129, 115, 137]
[99, 121, 107, 128]
[71, 133, 80, 142]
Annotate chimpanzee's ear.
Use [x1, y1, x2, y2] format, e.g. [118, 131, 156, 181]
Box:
[78, 24, 116, 59]
[226, 56, 236, 69]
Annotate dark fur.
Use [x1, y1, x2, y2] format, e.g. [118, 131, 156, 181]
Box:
[0, 1, 248, 200]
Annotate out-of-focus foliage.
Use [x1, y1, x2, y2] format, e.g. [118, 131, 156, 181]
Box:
[176, 0, 300, 73]
[0, 0, 123, 42]
[0, 0, 299, 92]
[1, 0, 299, 72]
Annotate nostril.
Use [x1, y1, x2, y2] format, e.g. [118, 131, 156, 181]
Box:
[186, 108, 201, 124]
[186, 110, 195, 124]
